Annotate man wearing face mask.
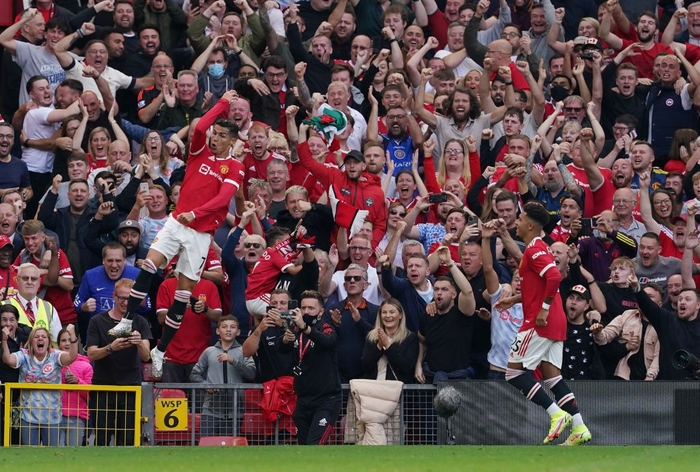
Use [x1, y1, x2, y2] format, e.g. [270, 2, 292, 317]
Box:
[191, 38, 235, 106]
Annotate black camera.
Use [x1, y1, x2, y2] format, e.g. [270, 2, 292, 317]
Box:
[580, 50, 595, 60]
[672, 349, 700, 377]
[279, 300, 298, 329]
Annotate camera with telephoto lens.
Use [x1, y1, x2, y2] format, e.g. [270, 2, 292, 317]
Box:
[672, 349, 700, 379]
[279, 300, 298, 329]
[580, 50, 595, 60]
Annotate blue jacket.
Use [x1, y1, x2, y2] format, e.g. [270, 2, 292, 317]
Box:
[381, 264, 428, 333]
[221, 227, 251, 336]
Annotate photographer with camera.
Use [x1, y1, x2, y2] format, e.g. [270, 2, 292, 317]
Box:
[277, 290, 341, 445]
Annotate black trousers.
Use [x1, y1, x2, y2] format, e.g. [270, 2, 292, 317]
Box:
[292, 396, 341, 445]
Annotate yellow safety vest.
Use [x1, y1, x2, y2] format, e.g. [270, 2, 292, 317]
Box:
[3, 297, 54, 332]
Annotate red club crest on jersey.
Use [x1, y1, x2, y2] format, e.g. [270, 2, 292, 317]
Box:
[220, 165, 229, 175]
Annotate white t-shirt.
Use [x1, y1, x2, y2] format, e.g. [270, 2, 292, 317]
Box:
[22, 106, 59, 173]
[331, 266, 382, 306]
[66, 61, 134, 103]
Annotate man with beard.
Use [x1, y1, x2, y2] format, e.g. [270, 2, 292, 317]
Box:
[367, 100, 423, 175]
[561, 285, 604, 380]
[123, 25, 165, 79]
[416, 69, 507, 160]
[241, 124, 277, 195]
[113, 0, 139, 53]
[227, 97, 253, 141]
[330, 10, 357, 60]
[0, 123, 32, 204]
[235, 55, 296, 133]
[530, 153, 582, 222]
[133, 0, 188, 51]
[135, 54, 175, 127]
[631, 271, 700, 380]
[75, 242, 148, 337]
[663, 274, 683, 311]
[613, 187, 646, 245]
[426, 208, 469, 277]
[600, 10, 672, 79]
[414, 247, 476, 383]
[102, 29, 128, 73]
[298, 135, 387, 248]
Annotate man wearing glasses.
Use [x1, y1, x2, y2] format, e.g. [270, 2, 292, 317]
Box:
[327, 264, 378, 382]
[321, 235, 383, 306]
[4, 263, 62, 343]
[235, 55, 296, 133]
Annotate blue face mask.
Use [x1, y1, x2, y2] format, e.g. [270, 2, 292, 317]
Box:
[208, 63, 225, 79]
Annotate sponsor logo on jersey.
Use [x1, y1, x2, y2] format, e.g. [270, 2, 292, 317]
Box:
[532, 250, 546, 259]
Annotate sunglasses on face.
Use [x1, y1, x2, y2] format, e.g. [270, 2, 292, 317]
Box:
[244, 243, 262, 249]
[389, 209, 406, 217]
[344, 275, 364, 282]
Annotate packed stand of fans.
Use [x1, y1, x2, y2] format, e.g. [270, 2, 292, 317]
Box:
[1, 0, 700, 446]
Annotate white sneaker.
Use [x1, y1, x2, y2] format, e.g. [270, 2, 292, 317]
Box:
[150, 347, 165, 379]
[108, 318, 133, 338]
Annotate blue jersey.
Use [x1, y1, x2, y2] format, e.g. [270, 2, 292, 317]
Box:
[382, 134, 416, 175]
[631, 168, 667, 192]
[74, 265, 150, 319]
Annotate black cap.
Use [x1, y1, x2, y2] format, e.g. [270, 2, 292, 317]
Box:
[344, 150, 365, 163]
[568, 284, 591, 301]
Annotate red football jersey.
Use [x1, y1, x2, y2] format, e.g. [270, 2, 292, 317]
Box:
[172, 98, 246, 234]
[518, 237, 566, 341]
[245, 239, 299, 301]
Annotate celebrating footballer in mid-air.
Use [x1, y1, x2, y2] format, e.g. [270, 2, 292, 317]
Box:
[111, 90, 245, 378]
[506, 202, 592, 446]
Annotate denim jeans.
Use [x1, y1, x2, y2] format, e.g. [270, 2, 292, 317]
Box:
[20, 419, 60, 446]
[60, 416, 86, 446]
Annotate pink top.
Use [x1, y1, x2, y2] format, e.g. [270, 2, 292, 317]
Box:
[61, 354, 93, 420]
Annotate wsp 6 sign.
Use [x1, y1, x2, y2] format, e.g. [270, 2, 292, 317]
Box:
[155, 397, 188, 431]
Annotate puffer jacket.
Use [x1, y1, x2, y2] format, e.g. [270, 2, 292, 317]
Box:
[345, 379, 403, 445]
[593, 309, 660, 380]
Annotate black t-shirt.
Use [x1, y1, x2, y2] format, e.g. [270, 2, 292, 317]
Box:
[87, 311, 152, 385]
[419, 305, 473, 373]
[597, 283, 639, 325]
[298, 2, 334, 41]
[562, 321, 601, 380]
[255, 324, 295, 382]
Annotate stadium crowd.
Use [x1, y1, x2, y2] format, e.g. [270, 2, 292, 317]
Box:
[1, 0, 700, 446]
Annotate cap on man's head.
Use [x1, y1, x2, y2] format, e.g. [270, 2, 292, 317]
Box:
[670, 215, 687, 226]
[582, 37, 603, 51]
[573, 36, 588, 46]
[568, 284, 591, 301]
[344, 150, 365, 164]
[0, 235, 13, 249]
[118, 220, 142, 234]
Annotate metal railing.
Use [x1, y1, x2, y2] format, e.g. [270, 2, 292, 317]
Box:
[141, 383, 438, 446]
[2, 383, 142, 447]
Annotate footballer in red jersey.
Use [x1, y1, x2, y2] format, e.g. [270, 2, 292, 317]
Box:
[505, 202, 592, 446]
[120, 90, 245, 379]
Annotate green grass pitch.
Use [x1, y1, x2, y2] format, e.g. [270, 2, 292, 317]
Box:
[0, 446, 696, 471]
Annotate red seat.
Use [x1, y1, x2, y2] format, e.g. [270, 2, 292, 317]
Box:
[241, 412, 270, 437]
[244, 389, 263, 410]
[142, 362, 161, 382]
[199, 436, 249, 446]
